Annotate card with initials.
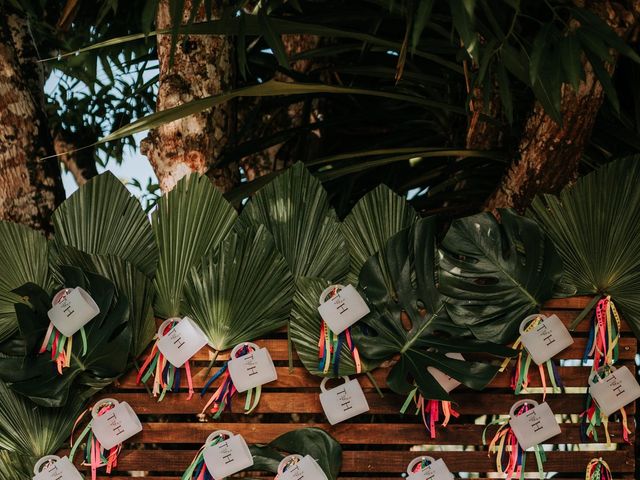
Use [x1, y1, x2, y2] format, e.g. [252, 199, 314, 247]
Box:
[589, 366, 640, 416]
[277, 454, 328, 480]
[202, 431, 254, 480]
[406, 457, 454, 480]
[32, 456, 83, 480]
[227, 342, 278, 393]
[319, 376, 369, 425]
[90, 399, 143, 451]
[519, 314, 573, 365]
[508, 400, 561, 450]
[427, 352, 464, 393]
[157, 316, 209, 368]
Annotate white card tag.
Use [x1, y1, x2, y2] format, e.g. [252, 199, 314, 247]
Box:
[90, 399, 143, 450]
[319, 376, 369, 425]
[157, 316, 208, 368]
[317, 284, 370, 335]
[427, 353, 464, 393]
[508, 400, 561, 450]
[32, 456, 83, 480]
[203, 431, 254, 480]
[277, 454, 328, 480]
[47, 287, 100, 337]
[589, 366, 640, 416]
[227, 342, 278, 393]
[519, 314, 574, 365]
[406, 457, 454, 480]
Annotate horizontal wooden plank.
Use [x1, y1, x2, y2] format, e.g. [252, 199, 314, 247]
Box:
[119, 362, 636, 391]
[131, 421, 633, 445]
[147, 336, 636, 363]
[543, 296, 594, 309]
[61, 449, 633, 473]
[97, 392, 636, 415]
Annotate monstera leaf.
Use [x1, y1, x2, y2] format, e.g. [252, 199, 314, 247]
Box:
[238, 162, 349, 281]
[0, 381, 86, 477]
[51, 171, 158, 278]
[184, 225, 294, 352]
[249, 428, 342, 480]
[529, 156, 640, 336]
[290, 277, 378, 376]
[53, 247, 155, 357]
[152, 174, 237, 318]
[353, 217, 515, 400]
[438, 209, 563, 344]
[0, 266, 131, 407]
[341, 184, 418, 285]
[0, 222, 52, 342]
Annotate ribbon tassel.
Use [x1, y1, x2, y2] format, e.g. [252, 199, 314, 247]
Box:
[137, 320, 195, 401]
[38, 323, 87, 374]
[318, 287, 362, 375]
[483, 403, 546, 480]
[69, 403, 122, 480]
[200, 344, 261, 418]
[585, 457, 613, 480]
[400, 388, 460, 439]
[181, 436, 225, 480]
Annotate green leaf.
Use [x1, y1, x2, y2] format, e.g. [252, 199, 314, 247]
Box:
[353, 217, 514, 399]
[250, 427, 342, 479]
[528, 156, 640, 336]
[584, 49, 619, 114]
[239, 162, 349, 281]
[101, 80, 466, 144]
[142, 0, 159, 34]
[184, 224, 294, 351]
[51, 172, 158, 278]
[341, 184, 418, 285]
[449, 0, 478, 60]
[529, 24, 551, 86]
[257, 7, 289, 68]
[560, 34, 583, 92]
[577, 27, 613, 64]
[152, 174, 237, 318]
[0, 381, 87, 480]
[0, 266, 131, 407]
[438, 209, 563, 343]
[0, 222, 51, 342]
[411, 0, 434, 53]
[53, 247, 155, 357]
[289, 277, 378, 376]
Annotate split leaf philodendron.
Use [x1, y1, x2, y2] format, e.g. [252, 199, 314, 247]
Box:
[352, 217, 516, 400]
[438, 209, 564, 344]
[0, 266, 131, 407]
[153, 173, 237, 319]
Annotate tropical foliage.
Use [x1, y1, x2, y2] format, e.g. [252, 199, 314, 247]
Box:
[0, 266, 131, 407]
[439, 209, 564, 343]
[529, 155, 640, 336]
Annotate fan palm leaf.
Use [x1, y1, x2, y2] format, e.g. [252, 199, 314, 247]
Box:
[438, 209, 564, 343]
[238, 162, 349, 281]
[0, 381, 86, 480]
[152, 173, 237, 319]
[51, 171, 158, 278]
[0, 222, 51, 342]
[53, 247, 155, 357]
[341, 184, 418, 285]
[529, 156, 640, 335]
[183, 224, 294, 351]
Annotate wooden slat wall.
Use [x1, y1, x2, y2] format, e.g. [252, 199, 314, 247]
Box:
[62, 297, 637, 479]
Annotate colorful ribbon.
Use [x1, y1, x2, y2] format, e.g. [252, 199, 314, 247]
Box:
[136, 320, 195, 401]
[580, 297, 629, 444]
[483, 403, 546, 480]
[400, 387, 460, 439]
[585, 458, 613, 480]
[200, 344, 261, 418]
[69, 402, 122, 480]
[38, 322, 87, 374]
[318, 287, 362, 375]
[181, 434, 225, 480]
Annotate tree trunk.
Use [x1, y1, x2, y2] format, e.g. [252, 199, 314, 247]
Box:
[141, 0, 238, 193]
[0, 12, 65, 234]
[53, 128, 98, 186]
[485, 1, 639, 213]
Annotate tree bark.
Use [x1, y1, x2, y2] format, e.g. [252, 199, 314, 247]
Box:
[485, 1, 639, 213]
[0, 12, 65, 234]
[141, 0, 238, 193]
[53, 128, 98, 186]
